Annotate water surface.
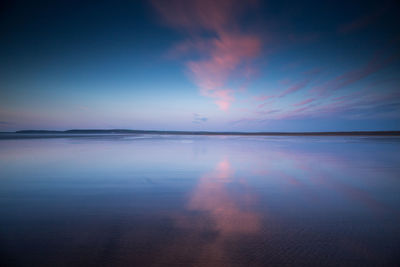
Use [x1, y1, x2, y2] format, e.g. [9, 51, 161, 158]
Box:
[1, 135, 399, 266]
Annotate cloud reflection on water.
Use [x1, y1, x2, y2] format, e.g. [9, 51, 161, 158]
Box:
[169, 159, 262, 265]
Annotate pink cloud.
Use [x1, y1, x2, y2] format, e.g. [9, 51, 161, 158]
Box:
[256, 100, 275, 110]
[292, 98, 315, 107]
[152, 0, 261, 110]
[254, 94, 274, 102]
[278, 68, 321, 98]
[256, 109, 280, 116]
[278, 78, 311, 98]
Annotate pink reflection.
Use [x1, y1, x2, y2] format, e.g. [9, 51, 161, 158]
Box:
[188, 159, 260, 234]
[169, 159, 262, 265]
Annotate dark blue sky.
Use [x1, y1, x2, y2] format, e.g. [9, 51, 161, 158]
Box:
[1, 0, 399, 131]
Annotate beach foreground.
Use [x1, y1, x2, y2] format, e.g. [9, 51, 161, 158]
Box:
[1, 135, 399, 266]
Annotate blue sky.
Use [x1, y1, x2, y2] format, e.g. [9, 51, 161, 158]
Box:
[0, 0, 399, 131]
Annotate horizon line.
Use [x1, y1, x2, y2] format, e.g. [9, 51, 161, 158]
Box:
[1, 129, 399, 136]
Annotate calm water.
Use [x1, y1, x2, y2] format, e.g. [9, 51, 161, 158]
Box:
[1, 135, 400, 266]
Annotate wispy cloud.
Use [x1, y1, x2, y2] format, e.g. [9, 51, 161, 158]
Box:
[313, 50, 399, 96]
[292, 98, 315, 107]
[152, 0, 261, 111]
[233, 73, 400, 125]
[192, 113, 208, 124]
[278, 77, 312, 98]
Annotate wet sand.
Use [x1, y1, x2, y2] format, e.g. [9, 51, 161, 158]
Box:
[1, 135, 399, 266]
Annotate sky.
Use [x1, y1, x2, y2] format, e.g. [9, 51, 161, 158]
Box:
[0, 0, 399, 132]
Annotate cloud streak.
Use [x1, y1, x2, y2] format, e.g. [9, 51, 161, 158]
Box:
[233, 62, 399, 125]
[192, 113, 208, 124]
[313, 50, 399, 96]
[338, 2, 390, 34]
[278, 77, 311, 98]
[292, 98, 315, 107]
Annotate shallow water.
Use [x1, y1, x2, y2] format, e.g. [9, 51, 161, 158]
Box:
[1, 135, 399, 266]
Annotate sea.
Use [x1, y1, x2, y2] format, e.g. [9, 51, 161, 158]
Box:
[1, 134, 399, 266]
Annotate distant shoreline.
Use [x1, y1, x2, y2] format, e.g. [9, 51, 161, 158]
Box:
[0, 129, 398, 138]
